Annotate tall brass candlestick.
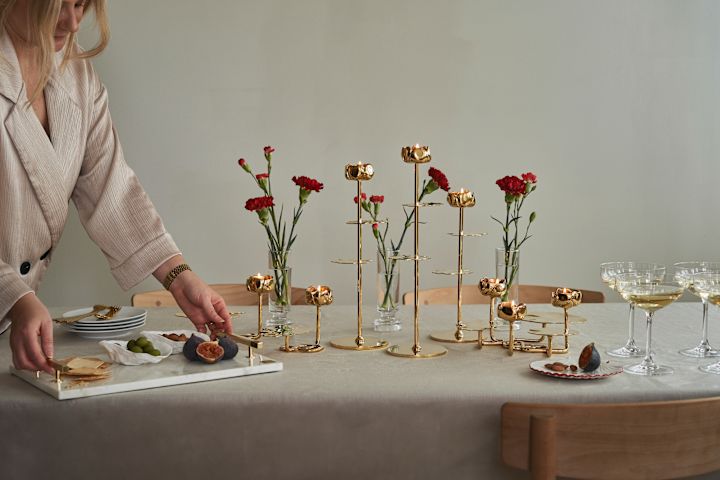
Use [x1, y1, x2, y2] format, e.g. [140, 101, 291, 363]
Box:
[388, 145, 447, 359]
[331, 163, 388, 351]
[477, 277, 506, 348]
[431, 189, 486, 344]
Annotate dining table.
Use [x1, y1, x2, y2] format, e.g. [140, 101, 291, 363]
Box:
[2, 302, 720, 480]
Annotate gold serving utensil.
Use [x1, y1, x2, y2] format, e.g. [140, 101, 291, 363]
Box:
[95, 306, 120, 320]
[53, 305, 111, 324]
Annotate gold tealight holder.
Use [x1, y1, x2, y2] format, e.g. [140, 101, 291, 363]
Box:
[498, 301, 527, 356]
[388, 145, 447, 359]
[280, 285, 333, 353]
[331, 163, 388, 351]
[477, 278, 507, 348]
[246, 273, 275, 339]
[431, 188, 486, 344]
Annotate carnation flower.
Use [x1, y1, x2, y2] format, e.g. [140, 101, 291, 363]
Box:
[496, 175, 526, 198]
[292, 176, 324, 193]
[244, 195, 274, 212]
[428, 167, 450, 192]
[264, 146, 275, 155]
[256, 173, 269, 180]
[238, 158, 252, 173]
[521, 172, 537, 184]
[369, 195, 384, 204]
[354, 193, 367, 204]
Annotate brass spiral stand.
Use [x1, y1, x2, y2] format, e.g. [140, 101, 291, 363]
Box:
[387, 145, 447, 359]
[331, 163, 388, 351]
[430, 188, 486, 344]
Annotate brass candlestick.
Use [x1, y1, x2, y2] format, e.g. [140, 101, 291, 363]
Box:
[388, 145, 447, 359]
[281, 285, 333, 353]
[246, 273, 275, 339]
[477, 277, 507, 348]
[546, 287, 583, 353]
[431, 188, 486, 343]
[331, 163, 388, 351]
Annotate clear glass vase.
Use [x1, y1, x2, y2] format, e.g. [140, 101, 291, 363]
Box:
[495, 247, 520, 329]
[374, 250, 401, 332]
[268, 249, 292, 326]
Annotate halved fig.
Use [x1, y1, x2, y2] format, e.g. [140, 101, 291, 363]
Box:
[182, 334, 205, 361]
[578, 343, 601, 372]
[196, 341, 225, 364]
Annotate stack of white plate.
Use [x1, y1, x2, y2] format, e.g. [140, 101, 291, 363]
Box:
[61, 307, 147, 339]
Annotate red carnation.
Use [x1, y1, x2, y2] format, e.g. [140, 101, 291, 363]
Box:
[354, 193, 367, 204]
[256, 173, 269, 180]
[369, 195, 384, 204]
[264, 146, 275, 155]
[292, 175, 324, 193]
[428, 167, 450, 192]
[244, 196, 275, 212]
[496, 175, 526, 197]
[521, 172, 537, 184]
[238, 158, 252, 173]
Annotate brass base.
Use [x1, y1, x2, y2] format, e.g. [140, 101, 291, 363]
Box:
[387, 342, 447, 358]
[330, 336, 388, 351]
[429, 330, 478, 344]
[280, 344, 325, 353]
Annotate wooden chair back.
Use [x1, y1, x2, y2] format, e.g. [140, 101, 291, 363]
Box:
[501, 397, 720, 480]
[131, 284, 307, 307]
[402, 285, 604, 305]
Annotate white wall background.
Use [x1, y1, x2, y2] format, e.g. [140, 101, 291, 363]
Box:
[39, 0, 720, 307]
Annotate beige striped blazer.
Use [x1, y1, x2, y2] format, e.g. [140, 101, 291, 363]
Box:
[0, 31, 179, 322]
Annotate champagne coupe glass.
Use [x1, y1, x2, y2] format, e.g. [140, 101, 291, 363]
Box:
[673, 262, 720, 357]
[615, 273, 684, 376]
[695, 281, 720, 374]
[600, 262, 666, 357]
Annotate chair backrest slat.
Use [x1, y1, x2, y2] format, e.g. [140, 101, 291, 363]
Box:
[502, 397, 720, 479]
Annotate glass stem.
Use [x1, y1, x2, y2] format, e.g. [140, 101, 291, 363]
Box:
[640, 311, 655, 369]
[627, 303, 636, 344]
[701, 300, 709, 344]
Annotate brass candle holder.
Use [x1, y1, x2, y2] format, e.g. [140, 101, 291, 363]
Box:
[431, 188, 486, 344]
[331, 163, 388, 351]
[246, 273, 275, 339]
[498, 301, 528, 356]
[387, 145, 447, 359]
[280, 285, 333, 353]
[477, 277, 507, 348]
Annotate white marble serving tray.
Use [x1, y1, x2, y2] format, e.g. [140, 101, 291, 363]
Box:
[11, 353, 282, 400]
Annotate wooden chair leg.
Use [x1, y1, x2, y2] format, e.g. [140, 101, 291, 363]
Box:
[530, 414, 557, 480]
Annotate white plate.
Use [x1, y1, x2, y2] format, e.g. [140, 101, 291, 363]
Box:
[141, 330, 210, 354]
[68, 317, 146, 331]
[529, 358, 623, 380]
[100, 339, 172, 365]
[72, 325, 146, 340]
[62, 306, 148, 325]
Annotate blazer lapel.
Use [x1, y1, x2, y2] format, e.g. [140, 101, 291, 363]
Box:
[0, 31, 74, 246]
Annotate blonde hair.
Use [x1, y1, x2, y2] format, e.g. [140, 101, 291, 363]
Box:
[0, 0, 110, 102]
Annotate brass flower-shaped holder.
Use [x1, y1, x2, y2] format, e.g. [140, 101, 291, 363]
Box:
[498, 301, 527, 356]
[430, 188, 486, 344]
[477, 278, 507, 348]
[331, 164, 388, 351]
[388, 145, 446, 359]
[401, 144, 432, 164]
[345, 162, 374, 181]
[246, 273, 275, 339]
[281, 285, 333, 353]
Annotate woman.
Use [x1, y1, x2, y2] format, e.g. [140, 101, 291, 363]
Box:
[0, 0, 232, 374]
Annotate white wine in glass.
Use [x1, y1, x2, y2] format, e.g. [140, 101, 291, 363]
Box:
[616, 278, 683, 376]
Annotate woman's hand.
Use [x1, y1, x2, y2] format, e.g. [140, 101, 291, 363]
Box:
[169, 271, 232, 336]
[8, 293, 54, 374]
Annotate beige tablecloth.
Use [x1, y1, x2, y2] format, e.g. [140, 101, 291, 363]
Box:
[2, 303, 720, 479]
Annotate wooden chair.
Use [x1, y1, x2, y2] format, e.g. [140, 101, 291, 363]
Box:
[402, 285, 604, 305]
[501, 397, 720, 479]
[131, 283, 307, 307]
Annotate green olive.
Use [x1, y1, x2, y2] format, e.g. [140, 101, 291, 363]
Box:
[135, 337, 150, 348]
[149, 349, 162, 356]
[130, 346, 144, 354]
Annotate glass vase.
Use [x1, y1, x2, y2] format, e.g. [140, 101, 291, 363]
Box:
[374, 250, 401, 332]
[268, 249, 292, 326]
[495, 247, 520, 329]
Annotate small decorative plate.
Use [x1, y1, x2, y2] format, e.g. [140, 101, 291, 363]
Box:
[529, 359, 623, 380]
